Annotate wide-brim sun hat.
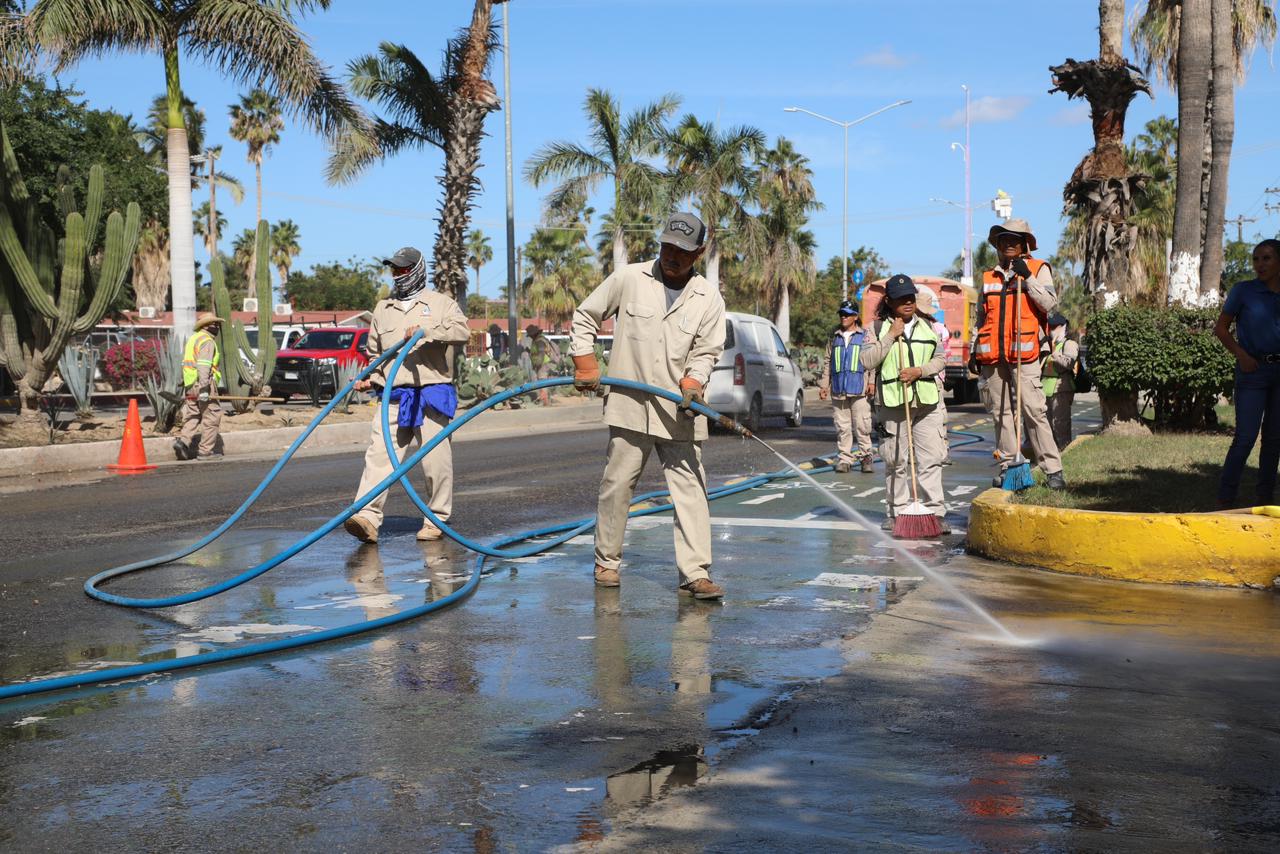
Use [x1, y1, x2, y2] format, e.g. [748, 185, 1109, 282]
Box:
[194, 313, 225, 331]
[988, 218, 1038, 252]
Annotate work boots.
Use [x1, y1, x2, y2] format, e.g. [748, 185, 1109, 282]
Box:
[679, 578, 724, 600]
[172, 439, 192, 461]
[834, 460, 852, 474]
[417, 520, 444, 541]
[343, 514, 379, 544]
[594, 564, 620, 587]
[860, 456, 874, 474]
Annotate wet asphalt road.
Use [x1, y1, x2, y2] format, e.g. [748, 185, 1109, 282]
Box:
[5, 397, 1280, 851]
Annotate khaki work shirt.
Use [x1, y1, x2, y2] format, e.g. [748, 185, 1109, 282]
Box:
[571, 260, 726, 441]
[366, 290, 470, 387]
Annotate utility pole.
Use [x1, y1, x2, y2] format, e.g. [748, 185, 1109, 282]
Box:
[1265, 187, 1280, 218]
[1225, 214, 1257, 243]
[497, 0, 519, 366]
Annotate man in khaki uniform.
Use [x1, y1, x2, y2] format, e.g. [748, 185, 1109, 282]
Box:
[818, 300, 875, 473]
[973, 219, 1066, 490]
[523, 324, 559, 405]
[570, 212, 727, 600]
[174, 313, 225, 461]
[344, 247, 471, 545]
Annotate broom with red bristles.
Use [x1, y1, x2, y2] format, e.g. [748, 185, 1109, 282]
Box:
[892, 339, 944, 539]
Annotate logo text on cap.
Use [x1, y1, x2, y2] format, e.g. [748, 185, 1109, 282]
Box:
[667, 219, 695, 237]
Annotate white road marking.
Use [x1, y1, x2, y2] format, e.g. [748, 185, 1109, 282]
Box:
[648, 516, 868, 531]
[741, 492, 785, 505]
[948, 485, 978, 497]
[854, 486, 886, 497]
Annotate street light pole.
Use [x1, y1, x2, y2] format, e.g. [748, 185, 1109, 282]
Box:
[498, 0, 518, 365]
[784, 99, 911, 301]
[961, 84, 972, 286]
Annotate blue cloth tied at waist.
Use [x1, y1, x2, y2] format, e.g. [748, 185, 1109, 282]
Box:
[390, 383, 458, 428]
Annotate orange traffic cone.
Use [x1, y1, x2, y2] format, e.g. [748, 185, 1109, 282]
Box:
[107, 398, 157, 475]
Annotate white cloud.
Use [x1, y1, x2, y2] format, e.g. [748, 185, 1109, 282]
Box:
[1049, 103, 1091, 127]
[942, 96, 1032, 127]
[855, 45, 912, 69]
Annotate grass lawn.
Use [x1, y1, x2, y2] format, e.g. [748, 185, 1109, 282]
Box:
[1015, 405, 1262, 513]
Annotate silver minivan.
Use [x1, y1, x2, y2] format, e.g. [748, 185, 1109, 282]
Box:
[704, 312, 805, 432]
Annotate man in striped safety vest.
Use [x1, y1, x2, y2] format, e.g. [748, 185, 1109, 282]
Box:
[973, 219, 1066, 490]
[174, 313, 224, 461]
[818, 300, 875, 473]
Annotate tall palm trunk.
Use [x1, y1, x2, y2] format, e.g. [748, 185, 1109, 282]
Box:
[165, 48, 197, 341]
[774, 284, 791, 343]
[611, 221, 627, 271]
[251, 157, 264, 303]
[1169, 0, 1211, 306]
[432, 0, 496, 305]
[704, 233, 721, 291]
[1200, 0, 1234, 301]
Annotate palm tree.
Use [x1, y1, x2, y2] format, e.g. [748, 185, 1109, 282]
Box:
[328, 2, 500, 304]
[664, 115, 764, 292]
[593, 205, 658, 275]
[1049, 0, 1152, 307]
[1169, 0, 1213, 305]
[192, 201, 227, 257]
[523, 225, 596, 330]
[229, 88, 284, 225]
[1132, 0, 1277, 303]
[132, 222, 170, 312]
[526, 88, 679, 273]
[21, 0, 366, 340]
[747, 138, 820, 342]
[232, 228, 257, 284]
[270, 219, 301, 296]
[465, 228, 492, 301]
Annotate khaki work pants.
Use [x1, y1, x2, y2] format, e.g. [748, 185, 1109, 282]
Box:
[831, 394, 873, 465]
[1047, 390, 1074, 452]
[595, 426, 711, 584]
[980, 362, 1063, 476]
[352, 403, 453, 528]
[878, 402, 946, 517]
[179, 397, 222, 456]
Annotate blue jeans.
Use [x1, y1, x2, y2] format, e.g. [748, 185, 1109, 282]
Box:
[1219, 362, 1280, 504]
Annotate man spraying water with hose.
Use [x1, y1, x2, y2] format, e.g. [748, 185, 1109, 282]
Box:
[344, 246, 471, 544]
[569, 212, 728, 600]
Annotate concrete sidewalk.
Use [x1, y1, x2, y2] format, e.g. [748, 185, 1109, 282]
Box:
[0, 397, 606, 480]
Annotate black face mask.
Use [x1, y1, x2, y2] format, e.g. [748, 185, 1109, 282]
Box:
[392, 256, 427, 300]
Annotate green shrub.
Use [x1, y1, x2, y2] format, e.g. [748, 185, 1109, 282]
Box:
[1086, 304, 1233, 429]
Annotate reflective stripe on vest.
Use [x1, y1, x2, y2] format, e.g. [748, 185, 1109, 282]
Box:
[182, 330, 222, 388]
[877, 320, 939, 408]
[1042, 339, 1071, 397]
[830, 331, 865, 397]
[975, 258, 1048, 365]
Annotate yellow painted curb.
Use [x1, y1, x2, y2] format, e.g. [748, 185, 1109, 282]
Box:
[968, 489, 1280, 588]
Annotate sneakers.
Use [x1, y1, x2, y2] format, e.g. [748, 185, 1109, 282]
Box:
[417, 521, 444, 541]
[343, 514, 379, 544]
[678, 578, 724, 600]
[834, 460, 852, 474]
[195, 452, 224, 462]
[172, 439, 192, 461]
[880, 517, 895, 532]
[992, 474, 1004, 488]
[593, 565, 620, 587]
[860, 457, 874, 474]
[1046, 472, 1067, 491]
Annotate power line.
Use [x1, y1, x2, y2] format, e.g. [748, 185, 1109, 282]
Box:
[1226, 214, 1259, 242]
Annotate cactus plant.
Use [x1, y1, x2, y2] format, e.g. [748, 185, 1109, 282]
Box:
[210, 219, 277, 411]
[0, 120, 142, 419]
[57, 345, 96, 419]
[142, 334, 186, 433]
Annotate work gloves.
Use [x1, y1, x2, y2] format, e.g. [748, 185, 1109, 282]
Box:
[1011, 258, 1033, 280]
[572, 353, 600, 391]
[678, 377, 705, 416]
[196, 390, 210, 404]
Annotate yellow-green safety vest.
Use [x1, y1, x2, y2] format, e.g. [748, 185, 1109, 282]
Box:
[182, 330, 222, 388]
[877, 319, 939, 408]
[1042, 339, 1072, 398]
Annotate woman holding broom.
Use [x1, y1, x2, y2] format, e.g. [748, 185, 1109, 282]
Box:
[862, 274, 949, 537]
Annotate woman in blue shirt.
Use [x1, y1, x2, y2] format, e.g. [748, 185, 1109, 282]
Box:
[1215, 238, 1280, 508]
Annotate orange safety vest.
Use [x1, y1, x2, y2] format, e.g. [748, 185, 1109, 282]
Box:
[975, 258, 1050, 365]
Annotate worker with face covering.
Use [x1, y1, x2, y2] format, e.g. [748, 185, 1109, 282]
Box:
[343, 246, 471, 545]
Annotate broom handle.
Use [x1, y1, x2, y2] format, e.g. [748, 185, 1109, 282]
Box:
[1014, 273, 1024, 449]
[899, 338, 920, 504]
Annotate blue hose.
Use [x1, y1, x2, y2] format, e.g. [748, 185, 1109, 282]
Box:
[0, 333, 986, 703]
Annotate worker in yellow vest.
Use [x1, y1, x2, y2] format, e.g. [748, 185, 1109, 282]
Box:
[973, 219, 1066, 490]
[1042, 313, 1079, 451]
[174, 313, 224, 461]
[861, 275, 950, 533]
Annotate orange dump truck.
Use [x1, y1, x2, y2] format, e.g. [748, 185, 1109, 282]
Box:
[861, 276, 979, 403]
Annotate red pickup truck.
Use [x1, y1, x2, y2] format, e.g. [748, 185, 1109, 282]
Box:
[271, 327, 370, 400]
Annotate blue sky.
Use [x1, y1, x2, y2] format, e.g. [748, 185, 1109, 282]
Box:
[50, 0, 1280, 297]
